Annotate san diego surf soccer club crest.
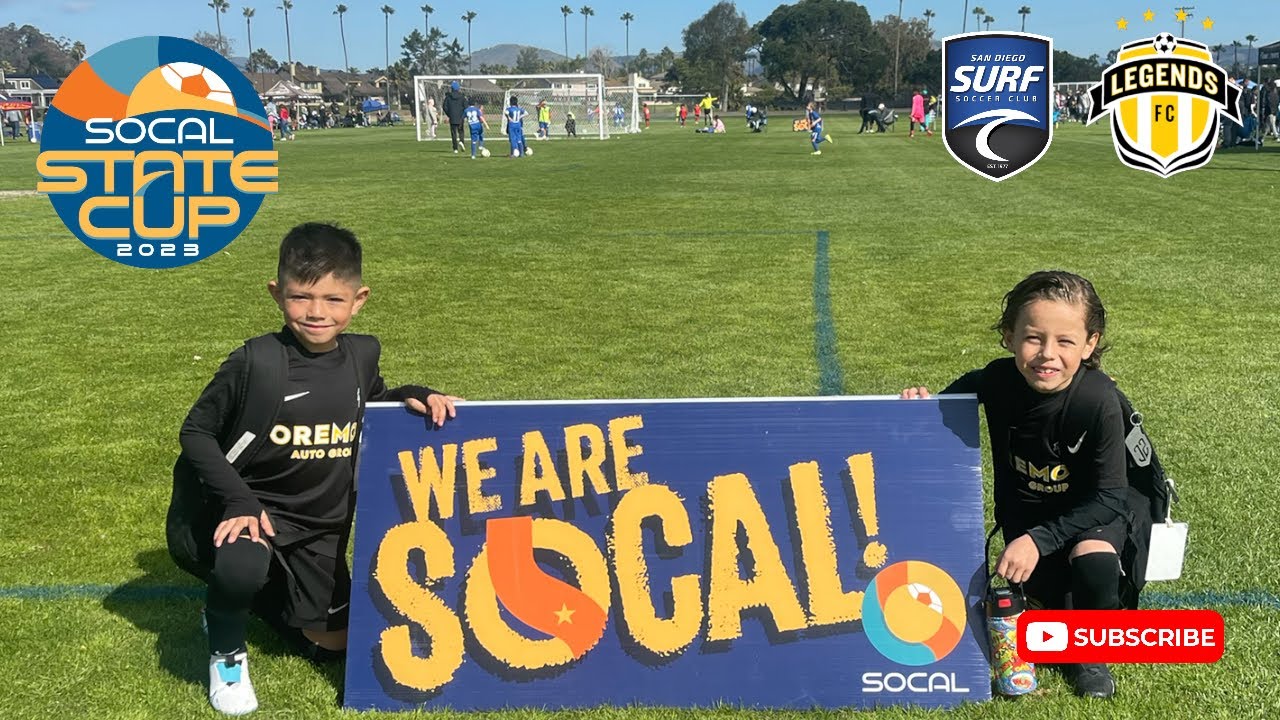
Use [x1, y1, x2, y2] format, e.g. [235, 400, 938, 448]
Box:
[1087, 34, 1242, 178]
[942, 33, 1052, 182]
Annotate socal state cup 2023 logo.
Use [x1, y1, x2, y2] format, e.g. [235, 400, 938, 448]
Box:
[942, 33, 1052, 182]
[1087, 33, 1241, 178]
[38, 36, 277, 268]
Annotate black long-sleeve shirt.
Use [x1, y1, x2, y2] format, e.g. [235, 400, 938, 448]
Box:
[178, 329, 437, 542]
[944, 358, 1128, 556]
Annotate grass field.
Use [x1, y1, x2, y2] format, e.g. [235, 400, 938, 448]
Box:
[1, 113, 1278, 719]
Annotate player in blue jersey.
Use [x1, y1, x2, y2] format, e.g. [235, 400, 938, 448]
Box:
[806, 100, 834, 155]
[464, 102, 489, 159]
[505, 96, 529, 157]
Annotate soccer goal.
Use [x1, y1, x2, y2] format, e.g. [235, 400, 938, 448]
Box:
[603, 86, 641, 134]
[413, 74, 608, 141]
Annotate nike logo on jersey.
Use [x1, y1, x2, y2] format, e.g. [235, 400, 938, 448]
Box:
[284, 391, 310, 402]
[1067, 432, 1088, 454]
[327, 602, 349, 615]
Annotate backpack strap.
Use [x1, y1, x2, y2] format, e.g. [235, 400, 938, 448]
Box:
[222, 333, 289, 472]
[340, 333, 381, 403]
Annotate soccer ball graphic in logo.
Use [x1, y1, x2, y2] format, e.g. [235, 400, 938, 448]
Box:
[862, 560, 967, 666]
[1152, 33, 1178, 54]
[907, 582, 944, 614]
[160, 62, 235, 107]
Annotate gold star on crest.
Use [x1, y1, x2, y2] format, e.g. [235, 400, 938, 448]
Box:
[1175, 9, 1188, 23]
[1202, 17, 1214, 30]
[1117, 17, 1129, 30]
[554, 603, 576, 624]
[1143, 9, 1155, 22]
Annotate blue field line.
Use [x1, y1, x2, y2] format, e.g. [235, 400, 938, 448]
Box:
[0, 584, 1276, 610]
[812, 230, 844, 396]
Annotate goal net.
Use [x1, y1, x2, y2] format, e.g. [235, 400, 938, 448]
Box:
[413, 74, 608, 141]
[603, 86, 641, 134]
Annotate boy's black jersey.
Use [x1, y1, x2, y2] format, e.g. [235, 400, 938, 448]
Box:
[945, 358, 1128, 555]
[178, 328, 437, 544]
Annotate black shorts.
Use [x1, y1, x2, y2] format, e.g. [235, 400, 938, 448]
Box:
[166, 479, 351, 632]
[1005, 517, 1126, 610]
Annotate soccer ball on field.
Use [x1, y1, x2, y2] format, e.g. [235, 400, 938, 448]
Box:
[160, 62, 235, 107]
[512, 149, 521, 158]
[1152, 33, 1178, 54]
[524, 147, 533, 157]
[480, 146, 490, 158]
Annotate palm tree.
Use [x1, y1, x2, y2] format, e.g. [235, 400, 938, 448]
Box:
[462, 10, 477, 72]
[1018, 5, 1031, 32]
[382, 5, 396, 72]
[972, 6, 985, 33]
[380, 5, 396, 109]
[620, 12, 634, 69]
[1211, 44, 1225, 64]
[923, 9, 935, 31]
[209, 0, 230, 54]
[560, 5, 573, 60]
[278, 1, 294, 68]
[421, 4, 433, 38]
[1246, 34, 1257, 73]
[243, 8, 256, 74]
[983, 14, 994, 31]
[893, 0, 903, 97]
[962, 0, 969, 32]
[70, 40, 87, 63]
[334, 5, 350, 78]
[1231, 40, 1242, 73]
[580, 6, 594, 62]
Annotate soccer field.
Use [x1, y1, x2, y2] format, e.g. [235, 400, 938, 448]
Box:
[1, 116, 1278, 718]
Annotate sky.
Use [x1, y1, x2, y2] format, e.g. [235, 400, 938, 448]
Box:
[4, 0, 1277, 72]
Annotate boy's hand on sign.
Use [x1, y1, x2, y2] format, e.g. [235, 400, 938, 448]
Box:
[405, 393, 462, 428]
[214, 511, 276, 547]
[900, 387, 932, 399]
[996, 535, 1040, 584]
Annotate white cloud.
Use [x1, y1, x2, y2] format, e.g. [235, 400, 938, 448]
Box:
[60, 0, 95, 13]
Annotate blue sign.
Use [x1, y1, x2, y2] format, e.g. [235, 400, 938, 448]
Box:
[345, 397, 991, 710]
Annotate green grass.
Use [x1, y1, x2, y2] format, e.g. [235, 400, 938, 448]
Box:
[1, 115, 1278, 718]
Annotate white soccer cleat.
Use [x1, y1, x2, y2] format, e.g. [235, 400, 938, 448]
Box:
[208, 651, 258, 715]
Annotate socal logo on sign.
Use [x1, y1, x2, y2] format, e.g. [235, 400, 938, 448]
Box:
[37, 36, 277, 268]
[860, 560, 972, 693]
[942, 32, 1053, 182]
[1087, 33, 1241, 178]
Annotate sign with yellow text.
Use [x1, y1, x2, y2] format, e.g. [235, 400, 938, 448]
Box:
[345, 397, 990, 710]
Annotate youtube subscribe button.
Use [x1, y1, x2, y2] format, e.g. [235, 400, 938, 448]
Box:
[1017, 610, 1225, 663]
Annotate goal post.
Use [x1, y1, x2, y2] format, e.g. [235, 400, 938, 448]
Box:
[603, 86, 641, 134]
[413, 74, 608, 141]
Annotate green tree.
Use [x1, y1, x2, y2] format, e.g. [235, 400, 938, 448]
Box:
[250, 47, 279, 72]
[756, 0, 885, 104]
[874, 14, 931, 96]
[516, 46, 544, 73]
[1018, 5, 1031, 32]
[923, 8, 935, 30]
[682, 2, 754, 108]
[983, 14, 994, 31]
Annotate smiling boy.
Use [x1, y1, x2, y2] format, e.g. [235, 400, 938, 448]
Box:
[166, 222, 459, 715]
